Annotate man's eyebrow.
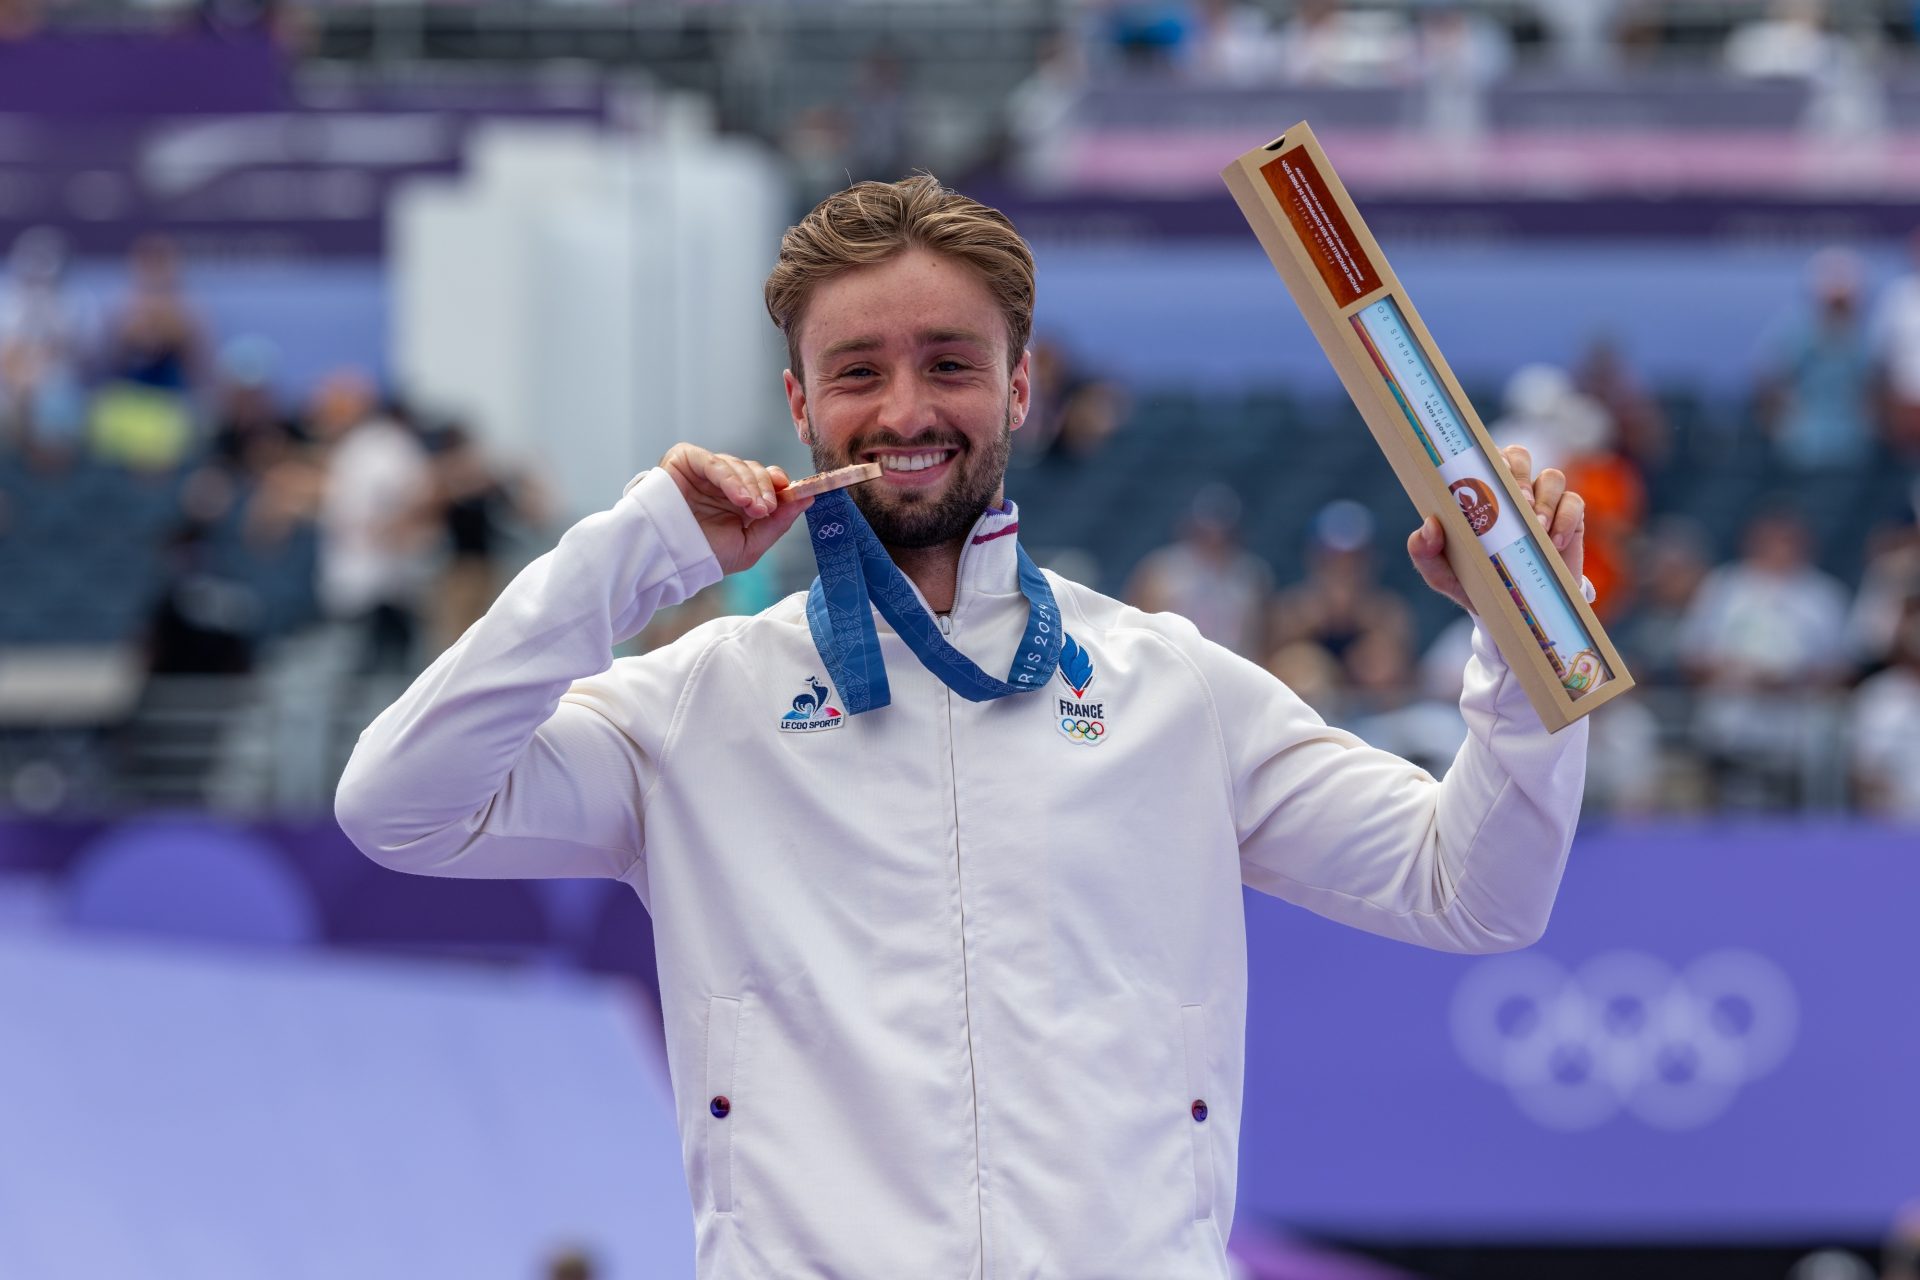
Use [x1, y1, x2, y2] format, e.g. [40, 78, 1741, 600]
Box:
[919, 328, 993, 350]
[816, 336, 884, 363]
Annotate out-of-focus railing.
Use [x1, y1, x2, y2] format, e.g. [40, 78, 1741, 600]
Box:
[0, 660, 1875, 819]
[0, 636, 408, 816]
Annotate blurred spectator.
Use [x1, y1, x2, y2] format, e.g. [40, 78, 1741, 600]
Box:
[207, 335, 301, 484]
[1186, 0, 1283, 85]
[1849, 587, 1920, 817]
[1017, 337, 1075, 464]
[1564, 446, 1644, 621]
[1127, 483, 1273, 661]
[107, 237, 204, 396]
[1755, 247, 1878, 470]
[1847, 493, 1920, 668]
[1679, 504, 1851, 805]
[1584, 695, 1678, 815]
[1788, 1251, 1878, 1280]
[1724, 0, 1842, 79]
[1345, 625, 1464, 776]
[1050, 379, 1126, 464]
[1416, 614, 1475, 705]
[1413, 2, 1511, 140]
[1106, 1, 1191, 70]
[782, 106, 856, 212]
[1724, 0, 1887, 146]
[1018, 337, 1127, 466]
[0, 0, 41, 40]
[850, 51, 909, 182]
[1430, 610, 1668, 811]
[1490, 363, 1605, 476]
[93, 236, 206, 471]
[1490, 364, 1645, 612]
[1529, 0, 1621, 73]
[545, 1247, 597, 1280]
[0, 227, 95, 464]
[1006, 33, 1086, 190]
[1279, 0, 1415, 86]
[1870, 227, 1920, 457]
[311, 372, 436, 675]
[146, 469, 260, 678]
[1618, 517, 1713, 686]
[428, 424, 549, 655]
[1268, 499, 1412, 686]
[1887, 1202, 1920, 1280]
[1575, 335, 1670, 475]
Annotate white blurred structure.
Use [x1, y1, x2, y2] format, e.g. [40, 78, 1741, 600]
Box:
[393, 101, 790, 520]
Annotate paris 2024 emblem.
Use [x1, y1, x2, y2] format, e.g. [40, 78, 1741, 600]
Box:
[1449, 476, 1499, 537]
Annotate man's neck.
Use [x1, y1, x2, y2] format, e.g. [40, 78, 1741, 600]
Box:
[886, 538, 966, 614]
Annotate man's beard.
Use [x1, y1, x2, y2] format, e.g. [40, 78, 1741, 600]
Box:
[806, 409, 1013, 550]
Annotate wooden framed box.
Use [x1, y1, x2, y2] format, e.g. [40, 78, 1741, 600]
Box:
[1222, 122, 1633, 732]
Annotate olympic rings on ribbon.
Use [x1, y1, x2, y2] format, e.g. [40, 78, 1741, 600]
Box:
[813, 522, 846, 540]
[1059, 717, 1105, 740]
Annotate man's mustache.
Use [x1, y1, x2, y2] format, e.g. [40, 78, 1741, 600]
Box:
[845, 431, 971, 456]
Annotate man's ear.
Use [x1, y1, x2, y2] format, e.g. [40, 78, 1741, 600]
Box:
[1009, 348, 1033, 432]
[784, 368, 811, 444]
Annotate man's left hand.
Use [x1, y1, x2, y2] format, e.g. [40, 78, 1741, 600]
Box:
[1407, 444, 1585, 613]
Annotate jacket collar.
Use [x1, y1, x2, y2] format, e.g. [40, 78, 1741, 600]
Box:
[880, 499, 1027, 633]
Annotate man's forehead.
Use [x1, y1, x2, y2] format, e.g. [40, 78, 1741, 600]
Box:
[797, 247, 1009, 357]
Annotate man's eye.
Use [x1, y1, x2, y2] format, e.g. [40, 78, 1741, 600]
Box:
[840, 366, 875, 379]
[934, 360, 968, 373]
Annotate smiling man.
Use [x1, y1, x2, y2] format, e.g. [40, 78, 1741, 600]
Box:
[337, 176, 1591, 1280]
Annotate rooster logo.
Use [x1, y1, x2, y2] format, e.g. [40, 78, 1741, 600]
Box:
[1056, 634, 1094, 698]
[791, 676, 829, 718]
[780, 675, 843, 731]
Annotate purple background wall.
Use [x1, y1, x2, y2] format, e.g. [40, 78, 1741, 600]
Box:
[1, 815, 1910, 1238]
[1240, 820, 1914, 1239]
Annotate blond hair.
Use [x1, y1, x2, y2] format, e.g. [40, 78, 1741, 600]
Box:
[764, 175, 1035, 380]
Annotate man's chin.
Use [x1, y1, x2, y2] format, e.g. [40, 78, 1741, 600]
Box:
[855, 486, 983, 550]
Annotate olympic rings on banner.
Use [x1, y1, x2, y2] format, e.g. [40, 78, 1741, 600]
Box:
[1448, 949, 1797, 1132]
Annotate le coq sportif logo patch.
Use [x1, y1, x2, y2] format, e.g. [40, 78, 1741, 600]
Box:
[1450, 949, 1797, 1132]
[778, 675, 843, 732]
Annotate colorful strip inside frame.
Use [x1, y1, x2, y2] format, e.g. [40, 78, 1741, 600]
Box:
[1350, 298, 1610, 698]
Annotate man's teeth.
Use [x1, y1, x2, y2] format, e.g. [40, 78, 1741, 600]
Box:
[877, 451, 951, 473]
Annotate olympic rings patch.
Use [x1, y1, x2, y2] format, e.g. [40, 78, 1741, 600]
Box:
[1058, 716, 1105, 744]
[1449, 949, 1797, 1132]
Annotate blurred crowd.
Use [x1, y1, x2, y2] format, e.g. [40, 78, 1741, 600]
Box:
[11, 222, 1920, 818]
[770, 0, 1920, 204]
[1070, 229, 1920, 818]
[1085, 0, 1907, 85]
[0, 228, 549, 688]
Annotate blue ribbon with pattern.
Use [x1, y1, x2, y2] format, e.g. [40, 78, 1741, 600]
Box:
[802, 487, 1062, 716]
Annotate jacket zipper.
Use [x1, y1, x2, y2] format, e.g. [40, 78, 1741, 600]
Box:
[942, 665, 988, 1275]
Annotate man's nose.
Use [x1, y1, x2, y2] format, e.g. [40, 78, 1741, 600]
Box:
[874, 372, 938, 434]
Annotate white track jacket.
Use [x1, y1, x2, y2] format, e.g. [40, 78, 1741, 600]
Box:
[335, 468, 1589, 1280]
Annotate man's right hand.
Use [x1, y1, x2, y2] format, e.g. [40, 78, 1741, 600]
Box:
[658, 443, 814, 576]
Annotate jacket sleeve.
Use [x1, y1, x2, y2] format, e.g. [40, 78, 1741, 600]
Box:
[333, 468, 722, 879]
[1199, 617, 1588, 953]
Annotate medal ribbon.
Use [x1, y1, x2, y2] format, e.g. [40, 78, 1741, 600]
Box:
[802, 487, 1062, 716]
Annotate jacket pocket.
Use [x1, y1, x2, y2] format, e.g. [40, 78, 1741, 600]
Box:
[705, 994, 742, 1215]
[1179, 1002, 1215, 1222]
